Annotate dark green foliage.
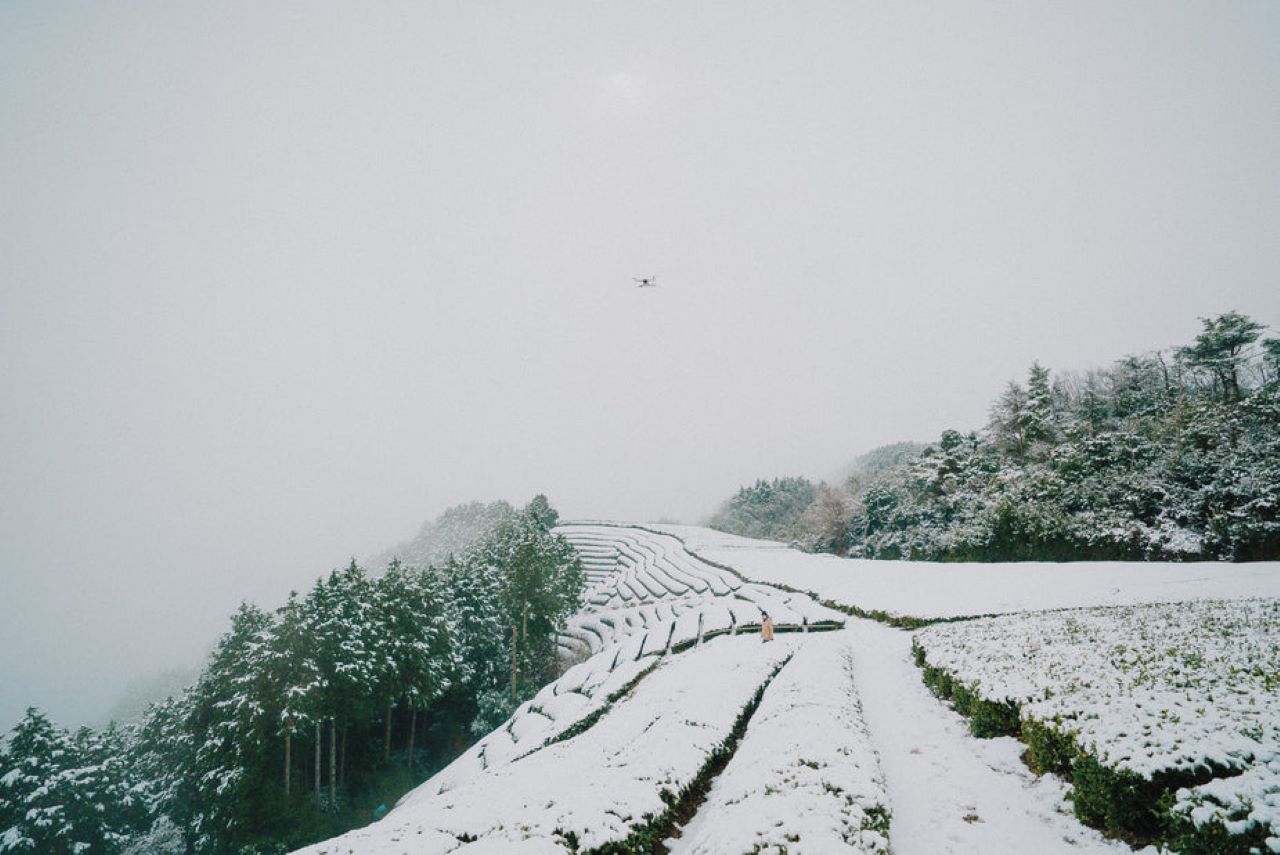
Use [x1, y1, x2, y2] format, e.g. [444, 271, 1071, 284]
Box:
[1069, 756, 1246, 847]
[861, 803, 891, 838]
[1165, 810, 1275, 854]
[1021, 718, 1076, 776]
[1069, 755, 1173, 844]
[915, 651, 1019, 738]
[0, 710, 146, 855]
[526, 493, 560, 531]
[955, 687, 1020, 738]
[1176, 311, 1264, 403]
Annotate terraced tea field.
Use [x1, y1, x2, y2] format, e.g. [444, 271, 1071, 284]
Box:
[294, 524, 1280, 855]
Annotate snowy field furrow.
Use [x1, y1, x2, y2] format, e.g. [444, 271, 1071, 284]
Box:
[656, 524, 1280, 619]
[668, 631, 890, 855]
[292, 636, 796, 854]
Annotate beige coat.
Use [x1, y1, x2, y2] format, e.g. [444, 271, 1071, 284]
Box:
[761, 616, 775, 641]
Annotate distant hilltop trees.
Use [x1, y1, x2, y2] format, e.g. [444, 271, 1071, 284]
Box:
[711, 311, 1280, 562]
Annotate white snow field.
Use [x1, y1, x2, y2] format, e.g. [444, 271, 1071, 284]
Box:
[293, 524, 1279, 854]
[914, 599, 1280, 849]
[655, 523, 1280, 620]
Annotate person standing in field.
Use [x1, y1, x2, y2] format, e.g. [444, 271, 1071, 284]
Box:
[760, 611, 774, 643]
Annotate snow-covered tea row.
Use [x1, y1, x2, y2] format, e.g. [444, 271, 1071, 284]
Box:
[1172, 757, 1280, 853]
[913, 599, 1280, 777]
[669, 633, 890, 855]
[292, 636, 796, 854]
[414, 647, 660, 797]
[560, 525, 741, 605]
[656, 524, 1280, 620]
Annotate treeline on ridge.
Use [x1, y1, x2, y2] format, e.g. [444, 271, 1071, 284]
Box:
[711, 312, 1280, 561]
[0, 496, 584, 855]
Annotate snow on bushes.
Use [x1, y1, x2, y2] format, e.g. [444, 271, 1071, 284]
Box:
[1169, 758, 1280, 854]
[912, 599, 1280, 848]
[668, 632, 890, 855]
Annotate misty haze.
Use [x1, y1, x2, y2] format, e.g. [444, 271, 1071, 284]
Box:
[2, 3, 1278, 854]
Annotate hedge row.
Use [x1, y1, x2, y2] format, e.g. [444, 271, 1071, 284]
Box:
[912, 642, 1258, 852]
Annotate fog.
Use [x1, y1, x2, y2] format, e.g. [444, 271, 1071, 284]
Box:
[2, 1, 1278, 729]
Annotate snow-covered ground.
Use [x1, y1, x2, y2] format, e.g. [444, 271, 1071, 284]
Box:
[655, 523, 1280, 620]
[292, 524, 1280, 854]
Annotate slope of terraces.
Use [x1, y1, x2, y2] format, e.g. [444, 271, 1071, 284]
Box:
[291, 524, 862, 854]
[408, 524, 846, 798]
[555, 523, 842, 659]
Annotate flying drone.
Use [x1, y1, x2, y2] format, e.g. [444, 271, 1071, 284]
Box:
[633, 276, 657, 288]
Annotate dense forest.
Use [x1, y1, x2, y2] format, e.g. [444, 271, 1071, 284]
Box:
[0, 497, 584, 855]
[712, 312, 1280, 561]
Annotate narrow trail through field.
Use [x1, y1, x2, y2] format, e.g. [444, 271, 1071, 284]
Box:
[844, 619, 1130, 854]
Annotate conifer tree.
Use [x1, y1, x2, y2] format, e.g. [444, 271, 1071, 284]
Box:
[267, 592, 320, 800]
[1178, 311, 1265, 403]
[1022, 362, 1058, 456]
[0, 708, 89, 854]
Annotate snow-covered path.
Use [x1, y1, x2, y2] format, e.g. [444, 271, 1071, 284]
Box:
[844, 618, 1130, 855]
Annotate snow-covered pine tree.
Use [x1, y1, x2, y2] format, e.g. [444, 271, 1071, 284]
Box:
[0, 708, 105, 855]
[302, 561, 382, 810]
[373, 562, 456, 774]
[126, 693, 197, 854]
[1022, 362, 1059, 458]
[267, 592, 321, 803]
[187, 602, 274, 852]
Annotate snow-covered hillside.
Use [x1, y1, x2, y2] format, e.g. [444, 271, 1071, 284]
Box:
[292, 524, 1279, 855]
[657, 524, 1280, 620]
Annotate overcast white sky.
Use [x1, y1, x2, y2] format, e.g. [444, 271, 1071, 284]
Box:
[2, 1, 1278, 728]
